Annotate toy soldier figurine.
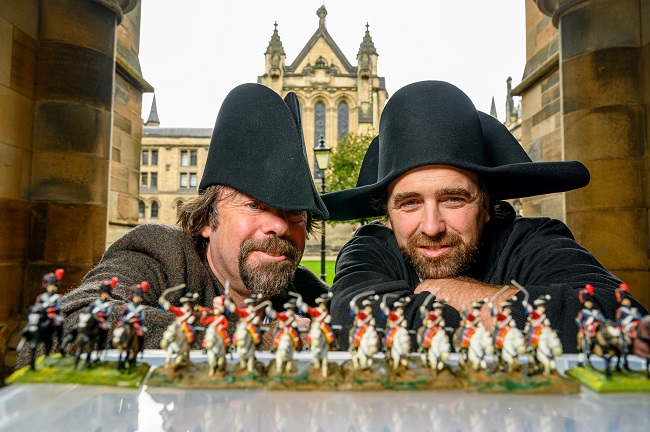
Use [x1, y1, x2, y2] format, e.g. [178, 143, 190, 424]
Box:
[88, 277, 117, 353]
[120, 281, 148, 355]
[489, 295, 517, 347]
[380, 295, 411, 350]
[160, 292, 200, 345]
[35, 268, 66, 353]
[615, 283, 643, 368]
[575, 284, 606, 366]
[349, 294, 379, 351]
[298, 292, 335, 348]
[523, 294, 551, 349]
[227, 293, 264, 348]
[417, 298, 447, 350]
[266, 299, 301, 352]
[199, 295, 231, 350]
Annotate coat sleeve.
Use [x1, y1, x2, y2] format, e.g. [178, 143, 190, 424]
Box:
[492, 217, 649, 352]
[329, 223, 460, 349]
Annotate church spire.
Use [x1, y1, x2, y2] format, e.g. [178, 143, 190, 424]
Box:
[145, 94, 160, 126]
[489, 96, 498, 119]
[265, 21, 285, 56]
[358, 23, 378, 57]
[357, 22, 378, 79]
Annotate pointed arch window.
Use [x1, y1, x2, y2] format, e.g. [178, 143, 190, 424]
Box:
[151, 201, 159, 219]
[338, 102, 349, 140]
[314, 102, 326, 178]
[138, 201, 145, 219]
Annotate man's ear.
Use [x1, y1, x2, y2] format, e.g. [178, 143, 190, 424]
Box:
[483, 197, 491, 223]
[386, 214, 393, 229]
[200, 225, 212, 238]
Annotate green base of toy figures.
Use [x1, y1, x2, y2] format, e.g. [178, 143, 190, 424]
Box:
[566, 364, 650, 393]
[7, 354, 150, 388]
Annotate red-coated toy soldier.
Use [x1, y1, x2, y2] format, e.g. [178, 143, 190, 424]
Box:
[418, 298, 447, 351]
[198, 295, 231, 349]
[160, 292, 199, 345]
[489, 295, 517, 348]
[119, 281, 148, 354]
[227, 293, 264, 348]
[381, 295, 411, 350]
[456, 299, 487, 350]
[299, 292, 335, 347]
[523, 294, 551, 350]
[266, 299, 301, 352]
[349, 293, 379, 352]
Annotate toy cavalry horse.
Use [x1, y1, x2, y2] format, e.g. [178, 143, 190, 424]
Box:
[454, 326, 494, 371]
[160, 321, 191, 367]
[112, 321, 139, 370]
[203, 324, 227, 375]
[349, 291, 381, 370]
[352, 325, 380, 370]
[18, 304, 61, 370]
[233, 299, 271, 373]
[381, 294, 412, 370]
[417, 293, 451, 371]
[529, 326, 563, 375]
[494, 326, 526, 373]
[73, 310, 100, 369]
[274, 328, 297, 374]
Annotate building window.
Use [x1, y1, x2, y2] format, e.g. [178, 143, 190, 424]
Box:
[151, 201, 159, 219]
[338, 102, 349, 140]
[150, 172, 158, 189]
[151, 150, 158, 166]
[141, 172, 148, 189]
[314, 101, 326, 178]
[180, 173, 188, 188]
[190, 173, 197, 188]
[181, 150, 197, 167]
[138, 201, 145, 219]
[142, 150, 149, 166]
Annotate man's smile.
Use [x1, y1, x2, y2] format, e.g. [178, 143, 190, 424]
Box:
[418, 244, 451, 259]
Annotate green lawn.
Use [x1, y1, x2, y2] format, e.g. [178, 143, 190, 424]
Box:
[300, 260, 336, 284]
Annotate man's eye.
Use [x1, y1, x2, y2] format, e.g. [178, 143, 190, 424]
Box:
[247, 202, 261, 210]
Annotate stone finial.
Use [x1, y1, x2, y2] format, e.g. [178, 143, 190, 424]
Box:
[317, 5, 327, 28]
[265, 21, 286, 56]
[146, 94, 160, 126]
[358, 23, 378, 57]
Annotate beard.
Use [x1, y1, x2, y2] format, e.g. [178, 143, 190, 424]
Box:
[239, 237, 302, 297]
[399, 231, 479, 280]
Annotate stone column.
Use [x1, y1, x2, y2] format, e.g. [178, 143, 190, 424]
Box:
[537, 0, 649, 306]
[24, 0, 128, 303]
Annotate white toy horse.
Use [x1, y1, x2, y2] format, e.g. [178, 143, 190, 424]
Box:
[352, 326, 379, 370]
[420, 327, 451, 371]
[455, 326, 494, 371]
[234, 322, 257, 373]
[160, 321, 190, 367]
[387, 326, 411, 370]
[203, 324, 227, 375]
[494, 327, 526, 373]
[530, 326, 563, 375]
[309, 324, 330, 377]
[274, 328, 296, 374]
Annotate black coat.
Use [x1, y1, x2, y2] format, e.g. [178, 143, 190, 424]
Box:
[330, 213, 647, 352]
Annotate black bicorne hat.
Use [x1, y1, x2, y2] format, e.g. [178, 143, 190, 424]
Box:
[321, 81, 590, 220]
[198, 84, 329, 220]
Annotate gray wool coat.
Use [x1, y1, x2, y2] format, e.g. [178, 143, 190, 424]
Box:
[17, 223, 329, 368]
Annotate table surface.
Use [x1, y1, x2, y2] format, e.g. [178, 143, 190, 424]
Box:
[1, 352, 649, 432]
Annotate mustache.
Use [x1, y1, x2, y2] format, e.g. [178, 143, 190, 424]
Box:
[240, 237, 301, 262]
[408, 232, 462, 249]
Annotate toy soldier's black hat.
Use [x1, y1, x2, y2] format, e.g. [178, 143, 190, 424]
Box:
[533, 294, 551, 307]
[615, 283, 631, 302]
[316, 292, 334, 305]
[392, 296, 411, 308]
[361, 295, 378, 307]
[283, 298, 298, 310]
[472, 299, 487, 309]
[129, 281, 149, 299]
[100, 277, 118, 295]
[198, 83, 329, 220]
[500, 296, 517, 308]
[180, 292, 199, 304]
[578, 284, 595, 304]
[432, 299, 447, 309]
[42, 268, 64, 289]
[321, 81, 590, 220]
[244, 293, 263, 305]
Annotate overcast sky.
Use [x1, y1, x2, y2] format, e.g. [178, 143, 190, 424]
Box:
[139, 0, 526, 128]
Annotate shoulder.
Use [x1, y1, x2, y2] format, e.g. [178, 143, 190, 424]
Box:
[509, 216, 575, 240]
[117, 223, 192, 246]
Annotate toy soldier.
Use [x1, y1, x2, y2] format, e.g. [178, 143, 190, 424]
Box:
[198, 295, 231, 350]
[266, 299, 301, 352]
[160, 292, 199, 345]
[298, 292, 335, 348]
[88, 277, 117, 353]
[349, 293, 379, 353]
[489, 295, 517, 347]
[575, 284, 606, 365]
[226, 293, 264, 348]
[417, 298, 447, 351]
[455, 299, 487, 349]
[523, 294, 551, 349]
[380, 295, 411, 350]
[615, 283, 643, 368]
[119, 281, 148, 355]
[35, 268, 66, 353]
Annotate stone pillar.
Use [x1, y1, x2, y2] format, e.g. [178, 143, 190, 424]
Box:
[537, 0, 649, 306]
[25, 0, 126, 303]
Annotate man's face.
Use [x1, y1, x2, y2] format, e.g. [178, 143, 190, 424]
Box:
[386, 165, 489, 280]
[202, 188, 306, 298]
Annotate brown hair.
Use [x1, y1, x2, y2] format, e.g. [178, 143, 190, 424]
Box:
[177, 185, 319, 251]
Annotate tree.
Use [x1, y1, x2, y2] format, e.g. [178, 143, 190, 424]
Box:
[325, 131, 379, 225]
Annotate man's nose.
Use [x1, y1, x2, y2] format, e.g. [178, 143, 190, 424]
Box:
[263, 210, 291, 237]
[420, 204, 445, 237]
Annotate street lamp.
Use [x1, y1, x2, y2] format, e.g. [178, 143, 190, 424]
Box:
[314, 135, 332, 282]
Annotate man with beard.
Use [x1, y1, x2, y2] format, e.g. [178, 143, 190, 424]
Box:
[17, 84, 329, 363]
[322, 80, 647, 351]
